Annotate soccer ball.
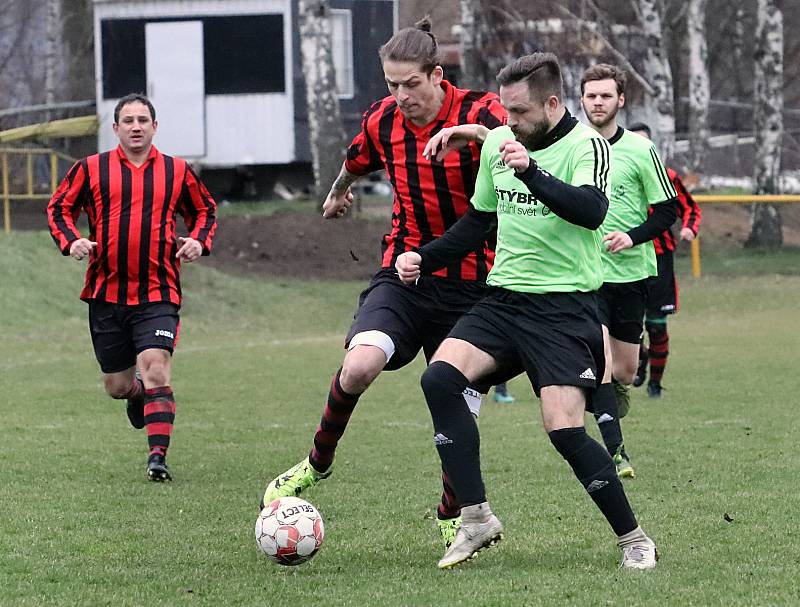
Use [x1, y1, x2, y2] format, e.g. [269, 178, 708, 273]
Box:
[255, 497, 325, 565]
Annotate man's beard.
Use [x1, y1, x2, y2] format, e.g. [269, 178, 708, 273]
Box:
[512, 119, 550, 150]
[585, 104, 619, 129]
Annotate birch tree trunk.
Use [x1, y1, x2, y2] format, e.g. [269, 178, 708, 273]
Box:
[635, 0, 676, 161]
[459, 0, 483, 90]
[298, 0, 348, 200]
[687, 0, 709, 174]
[746, 0, 783, 248]
[44, 0, 61, 117]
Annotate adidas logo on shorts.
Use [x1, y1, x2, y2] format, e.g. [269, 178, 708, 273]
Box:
[579, 368, 596, 380]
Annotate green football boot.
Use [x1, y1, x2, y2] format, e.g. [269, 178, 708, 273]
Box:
[613, 450, 635, 479]
[260, 456, 332, 509]
[437, 515, 462, 548]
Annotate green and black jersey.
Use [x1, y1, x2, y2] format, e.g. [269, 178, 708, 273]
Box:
[472, 116, 611, 293]
[601, 127, 676, 283]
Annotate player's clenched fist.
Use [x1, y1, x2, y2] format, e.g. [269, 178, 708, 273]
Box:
[499, 139, 531, 172]
[395, 251, 422, 283]
[322, 188, 354, 218]
[69, 238, 97, 260]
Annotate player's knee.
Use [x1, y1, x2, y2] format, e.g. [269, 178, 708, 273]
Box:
[613, 364, 637, 385]
[138, 354, 171, 387]
[104, 375, 132, 399]
[421, 361, 469, 403]
[547, 426, 587, 459]
[340, 356, 382, 393]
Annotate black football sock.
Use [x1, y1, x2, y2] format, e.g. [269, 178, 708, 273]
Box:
[593, 382, 624, 457]
[549, 426, 637, 536]
[421, 361, 486, 506]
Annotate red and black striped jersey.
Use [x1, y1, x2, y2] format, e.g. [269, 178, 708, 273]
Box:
[47, 145, 217, 305]
[652, 168, 702, 254]
[345, 80, 506, 282]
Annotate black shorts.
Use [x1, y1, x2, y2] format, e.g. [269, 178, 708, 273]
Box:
[447, 289, 605, 397]
[597, 280, 648, 344]
[646, 252, 678, 316]
[345, 269, 488, 371]
[88, 301, 180, 374]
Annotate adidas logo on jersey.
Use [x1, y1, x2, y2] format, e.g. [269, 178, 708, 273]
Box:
[579, 368, 596, 380]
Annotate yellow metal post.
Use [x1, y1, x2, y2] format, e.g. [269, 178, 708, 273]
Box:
[51, 152, 58, 193]
[2, 153, 10, 234]
[691, 237, 701, 278]
[27, 153, 33, 195]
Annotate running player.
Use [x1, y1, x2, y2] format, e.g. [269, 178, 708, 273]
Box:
[259, 18, 506, 546]
[629, 122, 703, 398]
[580, 64, 678, 478]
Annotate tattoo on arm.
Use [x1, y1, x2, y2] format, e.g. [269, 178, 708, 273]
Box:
[330, 165, 359, 195]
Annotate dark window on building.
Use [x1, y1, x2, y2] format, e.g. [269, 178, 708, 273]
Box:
[203, 15, 285, 94]
[101, 19, 146, 99]
[101, 14, 285, 100]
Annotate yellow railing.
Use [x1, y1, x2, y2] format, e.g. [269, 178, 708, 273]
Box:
[0, 147, 69, 233]
[688, 194, 800, 277]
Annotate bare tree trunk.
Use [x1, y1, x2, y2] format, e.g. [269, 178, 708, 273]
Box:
[688, 0, 709, 174]
[298, 0, 348, 200]
[746, 0, 783, 248]
[459, 0, 485, 89]
[635, 0, 676, 162]
[45, 0, 61, 115]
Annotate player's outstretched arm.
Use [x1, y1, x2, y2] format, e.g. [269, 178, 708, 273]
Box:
[423, 125, 490, 162]
[322, 163, 360, 219]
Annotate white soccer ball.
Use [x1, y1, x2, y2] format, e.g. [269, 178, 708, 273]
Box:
[255, 497, 324, 565]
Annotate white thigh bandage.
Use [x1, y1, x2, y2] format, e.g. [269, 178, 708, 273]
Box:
[463, 386, 484, 418]
[348, 330, 396, 364]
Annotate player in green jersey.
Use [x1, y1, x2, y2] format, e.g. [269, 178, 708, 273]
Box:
[398, 53, 657, 571]
[580, 64, 678, 478]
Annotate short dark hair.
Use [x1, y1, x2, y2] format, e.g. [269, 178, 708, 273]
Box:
[628, 122, 652, 137]
[496, 52, 563, 103]
[580, 63, 627, 95]
[114, 94, 156, 124]
[378, 17, 441, 73]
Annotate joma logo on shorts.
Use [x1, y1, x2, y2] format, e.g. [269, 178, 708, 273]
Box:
[154, 329, 174, 339]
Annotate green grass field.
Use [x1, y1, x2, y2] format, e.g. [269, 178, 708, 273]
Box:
[1, 231, 798, 606]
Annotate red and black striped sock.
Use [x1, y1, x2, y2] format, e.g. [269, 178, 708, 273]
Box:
[144, 386, 176, 457]
[309, 368, 361, 473]
[648, 327, 670, 383]
[121, 377, 144, 401]
[437, 470, 461, 519]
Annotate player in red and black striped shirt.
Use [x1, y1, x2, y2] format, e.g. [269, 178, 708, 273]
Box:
[47, 94, 217, 481]
[260, 19, 505, 546]
[629, 122, 702, 398]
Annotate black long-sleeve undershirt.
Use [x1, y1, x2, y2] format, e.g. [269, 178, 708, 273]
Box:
[626, 198, 678, 245]
[513, 163, 609, 230]
[418, 207, 495, 275]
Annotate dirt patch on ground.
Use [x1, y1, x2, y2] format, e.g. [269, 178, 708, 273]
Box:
[14, 199, 800, 279]
[202, 211, 391, 281]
